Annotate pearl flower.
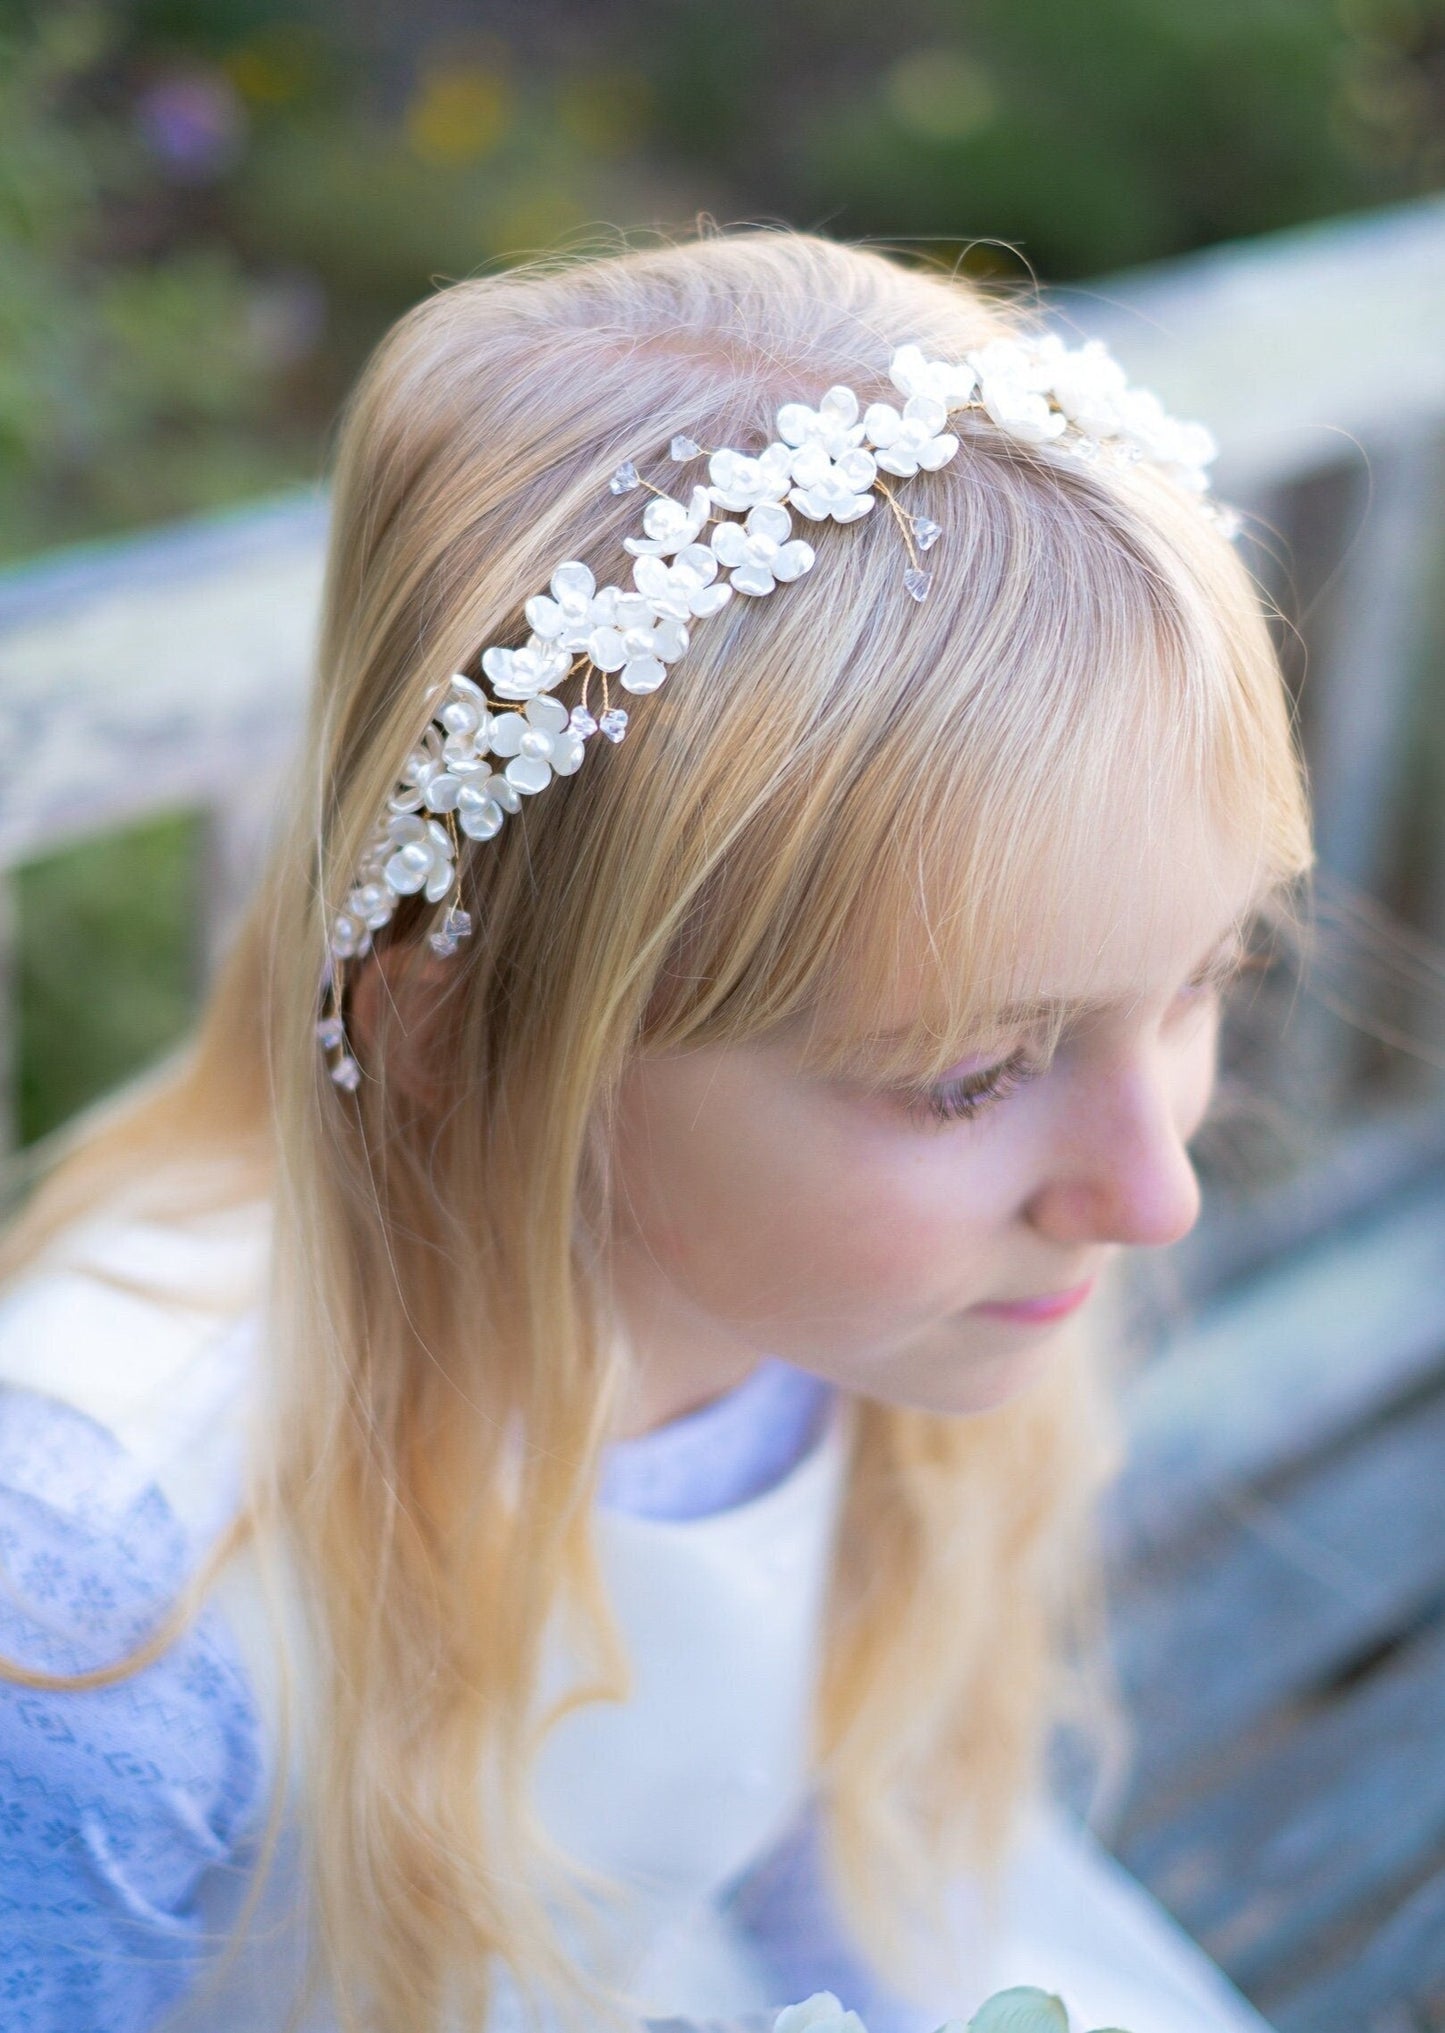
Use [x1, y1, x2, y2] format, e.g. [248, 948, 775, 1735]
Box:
[623, 486, 713, 558]
[707, 442, 795, 513]
[773, 1994, 869, 2033]
[481, 636, 573, 701]
[967, 340, 1069, 447]
[862, 393, 960, 477]
[488, 694, 586, 795]
[631, 544, 733, 623]
[382, 813, 455, 903]
[710, 503, 816, 596]
[787, 443, 878, 524]
[1111, 387, 1218, 487]
[523, 559, 605, 645]
[1035, 336, 1131, 439]
[775, 385, 867, 460]
[584, 608, 690, 695]
[435, 674, 496, 778]
[888, 342, 978, 411]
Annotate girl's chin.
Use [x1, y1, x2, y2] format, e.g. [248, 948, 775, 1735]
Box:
[860, 1316, 1075, 1417]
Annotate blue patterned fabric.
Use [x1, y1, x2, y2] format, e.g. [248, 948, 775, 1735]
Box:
[0, 1386, 266, 2032]
[0, 1362, 848, 2031]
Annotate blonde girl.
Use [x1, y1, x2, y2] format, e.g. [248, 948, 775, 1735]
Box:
[0, 230, 1309, 2033]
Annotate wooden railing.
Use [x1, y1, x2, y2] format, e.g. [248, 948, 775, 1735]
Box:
[2, 195, 1444, 1182]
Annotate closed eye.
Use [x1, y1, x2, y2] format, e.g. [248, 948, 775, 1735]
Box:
[913, 1046, 1039, 1126]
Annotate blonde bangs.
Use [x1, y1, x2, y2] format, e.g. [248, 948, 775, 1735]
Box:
[614, 416, 1311, 1092]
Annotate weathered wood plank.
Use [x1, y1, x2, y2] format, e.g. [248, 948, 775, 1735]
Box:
[0, 495, 326, 872]
[1270, 1860, 1445, 2033]
[1119, 1608, 1445, 2003]
[1112, 1379, 1445, 1802]
[1112, 1171, 1445, 1560]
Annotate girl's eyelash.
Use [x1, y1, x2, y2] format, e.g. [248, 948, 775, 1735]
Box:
[915, 1048, 1038, 1125]
[899, 947, 1269, 1125]
[1182, 947, 1268, 999]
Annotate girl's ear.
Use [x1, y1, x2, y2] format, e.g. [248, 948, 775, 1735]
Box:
[346, 942, 454, 1109]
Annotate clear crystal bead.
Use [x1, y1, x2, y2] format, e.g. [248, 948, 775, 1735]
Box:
[913, 516, 943, 551]
[609, 461, 641, 495]
[427, 932, 458, 957]
[569, 705, 598, 738]
[599, 707, 629, 743]
[669, 435, 703, 462]
[331, 1055, 362, 1092]
[440, 905, 473, 939]
[903, 567, 932, 602]
[315, 1015, 345, 1051]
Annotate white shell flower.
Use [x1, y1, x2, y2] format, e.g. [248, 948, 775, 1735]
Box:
[487, 694, 587, 795]
[623, 485, 713, 557]
[480, 636, 573, 701]
[1036, 336, 1130, 439]
[432, 674, 496, 780]
[523, 560, 611, 650]
[966, 340, 1069, 448]
[1111, 387, 1218, 486]
[584, 609, 690, 695]
[787, 443, 878, 524]
[710, 503, 816, 596]
[775, 384, 867, 459]
[707, 442, 795, 512]
[382, 813, 455, 903]
[387, 728, 446, 815]
[773, 1994, 869, 2033]
[329, 910, 374, 961]
[862, 393, 960, 477]
[888, 342, 978, 411]
[631, 544, 733, 623]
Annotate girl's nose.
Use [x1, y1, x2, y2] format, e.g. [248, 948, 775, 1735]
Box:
[1025, 1052, 1203, 1251]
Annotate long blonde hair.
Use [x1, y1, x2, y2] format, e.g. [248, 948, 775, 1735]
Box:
[0, 230, 1311, 2031]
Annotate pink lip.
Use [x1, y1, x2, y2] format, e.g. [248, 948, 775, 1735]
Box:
[973, 1279, 1096, 1325]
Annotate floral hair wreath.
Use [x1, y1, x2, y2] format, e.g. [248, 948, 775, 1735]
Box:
[317, 333, 1234, 1090]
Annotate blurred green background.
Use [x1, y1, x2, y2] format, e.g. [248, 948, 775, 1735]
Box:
[6, 0, 1445, 1145]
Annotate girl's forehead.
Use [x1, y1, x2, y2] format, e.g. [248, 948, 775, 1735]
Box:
[835, 792, 1271, 1056]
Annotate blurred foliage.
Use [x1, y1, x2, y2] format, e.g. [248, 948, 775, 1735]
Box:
[4, 0, 1445, 1141]
[1, 0, 1443, 563]
[14, 812, 202, 1144]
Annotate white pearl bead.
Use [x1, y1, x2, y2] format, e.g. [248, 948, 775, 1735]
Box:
[440, 700, 480, 736]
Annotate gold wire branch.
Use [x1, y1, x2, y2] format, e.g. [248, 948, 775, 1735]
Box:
[873, 478, 920, 571]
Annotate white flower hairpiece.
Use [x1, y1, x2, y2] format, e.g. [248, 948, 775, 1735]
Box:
[767, 1985, 1126, 2033]
[318, 334, 1232, 1090]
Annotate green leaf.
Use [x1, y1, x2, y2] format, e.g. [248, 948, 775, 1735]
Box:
[968, 1989, 1072, 2033]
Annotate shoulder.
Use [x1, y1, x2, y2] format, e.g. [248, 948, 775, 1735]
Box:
[0, 1209, 272, 2029]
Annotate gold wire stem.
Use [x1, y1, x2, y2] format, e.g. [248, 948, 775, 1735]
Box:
[873, 478, 920, 571]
